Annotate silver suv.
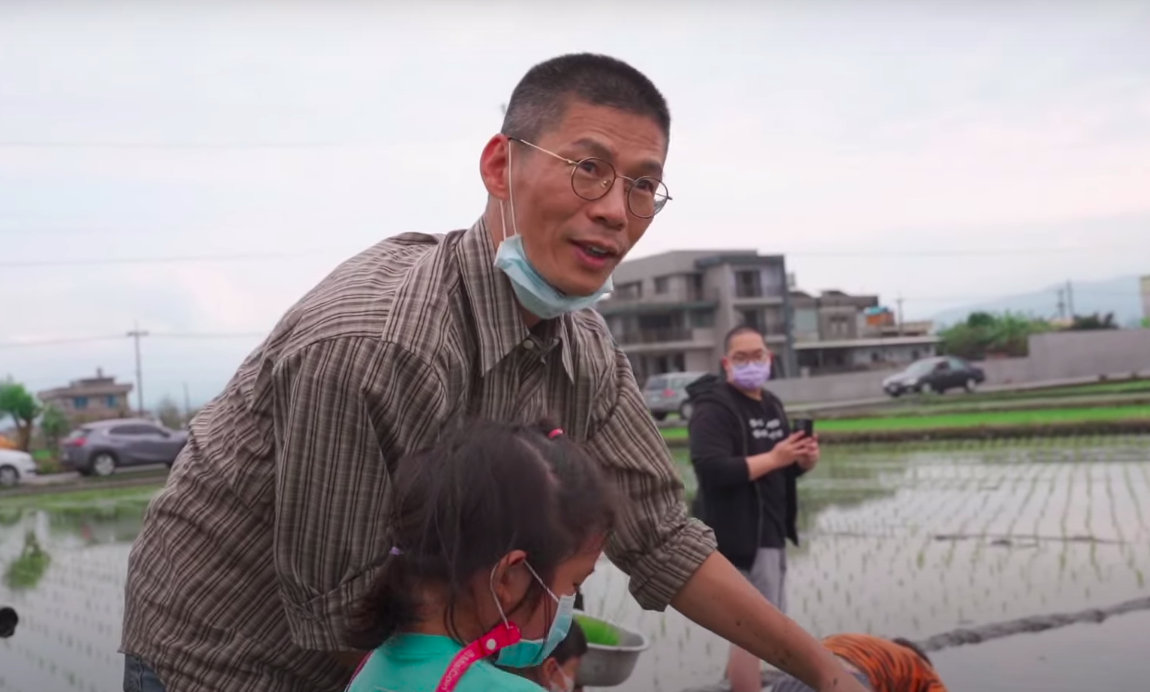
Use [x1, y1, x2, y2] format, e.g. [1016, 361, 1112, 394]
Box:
[60, 418, 188, 477]
[643, 372, 708, 421]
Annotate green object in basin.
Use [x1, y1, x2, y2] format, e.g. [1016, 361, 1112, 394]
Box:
[574, 614, 620, 647]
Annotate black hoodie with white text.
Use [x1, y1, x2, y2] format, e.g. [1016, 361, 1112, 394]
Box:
[686, 373, 802, 571]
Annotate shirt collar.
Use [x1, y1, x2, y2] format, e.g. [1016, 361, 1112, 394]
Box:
[456, 218, 576, 382]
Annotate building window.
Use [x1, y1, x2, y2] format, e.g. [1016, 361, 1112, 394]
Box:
[654, 276, 670, 294]
[615, 282, 643, 300]
[735, 270, 763, 298]
[74, 396, 89, 410]
[689, 274, 705, 300]
[827, 315, 851, 338]
[740, 309, 763, 332]
[689, 309, 715, 328]
[106, 395, 118, 408]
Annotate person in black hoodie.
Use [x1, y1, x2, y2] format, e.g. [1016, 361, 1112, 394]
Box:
[687, 325, 819, 692]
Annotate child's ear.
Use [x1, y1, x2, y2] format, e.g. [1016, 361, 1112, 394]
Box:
[491, 550, 529, 603]
[541, 658, 560, 678]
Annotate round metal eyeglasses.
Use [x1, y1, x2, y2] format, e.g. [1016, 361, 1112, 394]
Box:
[511, 138, 672, 219]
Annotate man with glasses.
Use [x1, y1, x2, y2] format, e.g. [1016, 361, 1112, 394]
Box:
[687, 325, 820, 692]
[120, 53, 861, 692]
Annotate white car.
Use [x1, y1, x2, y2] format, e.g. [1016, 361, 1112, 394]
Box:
[0, 448, 38, 488]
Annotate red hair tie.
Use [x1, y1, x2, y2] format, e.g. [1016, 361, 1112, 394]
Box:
[548, 429, 564, 439]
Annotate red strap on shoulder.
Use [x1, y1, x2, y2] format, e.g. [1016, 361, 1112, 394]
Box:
[350, 653, 370, 682]
[434, 622, 522, 692]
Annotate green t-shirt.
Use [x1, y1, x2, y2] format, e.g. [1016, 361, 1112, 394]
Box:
[347, 633, 544, 692]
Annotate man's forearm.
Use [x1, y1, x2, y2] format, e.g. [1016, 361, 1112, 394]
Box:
[671, 553, 860, 691]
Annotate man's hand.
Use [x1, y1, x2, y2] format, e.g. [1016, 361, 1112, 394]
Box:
[797, 436, 820, 472]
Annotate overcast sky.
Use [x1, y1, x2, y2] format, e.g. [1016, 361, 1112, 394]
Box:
[2, 1, 1149, 409]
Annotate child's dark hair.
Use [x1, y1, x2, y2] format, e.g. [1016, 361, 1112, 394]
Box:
[349, 419, 616, 650]
[892, 637, 932, 666]
[550, 619, 588, 665]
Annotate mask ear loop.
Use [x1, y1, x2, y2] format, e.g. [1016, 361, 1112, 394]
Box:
[496, 138, 518, 252]
[488, 563, 513, 628]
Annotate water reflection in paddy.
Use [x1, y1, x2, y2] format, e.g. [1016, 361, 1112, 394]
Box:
[1, 438, 1149, 692]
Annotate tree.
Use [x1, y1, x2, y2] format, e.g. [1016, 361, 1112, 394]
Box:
[0, 379, 42, 452]
[39, 404, 71, 451]
[155, 396, 184, 430]
[1068, 312, 1117, 331]
[987, 312, 1050, 356]
[939, 312, 1051, 360]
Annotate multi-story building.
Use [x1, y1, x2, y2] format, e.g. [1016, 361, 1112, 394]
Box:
[595, 249, 796, 383]
[791, 290, 938, 375]
[38, 368, 134, 424]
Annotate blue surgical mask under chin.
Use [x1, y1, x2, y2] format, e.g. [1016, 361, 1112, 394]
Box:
[492, 563, 577, 669]
[494, 234, 613, 320]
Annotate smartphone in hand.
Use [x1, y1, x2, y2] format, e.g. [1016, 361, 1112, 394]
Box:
[793, 418, 815, 438]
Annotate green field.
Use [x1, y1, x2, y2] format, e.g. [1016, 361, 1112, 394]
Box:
[662, 403, 1150, 440]
[0, 484, 162, 509]
[814, 404, 1150, 432]
[831, 390, 1150, 420]
[918, 378, 1150, 405]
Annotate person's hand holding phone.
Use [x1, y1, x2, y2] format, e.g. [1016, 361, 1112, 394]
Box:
[792, 419, 820, 472]
[771, 432, 811, 467]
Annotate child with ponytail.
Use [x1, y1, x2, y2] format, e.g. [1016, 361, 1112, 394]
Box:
[346, 419, 615, 692]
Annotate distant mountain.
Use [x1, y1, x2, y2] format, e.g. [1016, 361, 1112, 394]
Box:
[932, 275, 1145, 329]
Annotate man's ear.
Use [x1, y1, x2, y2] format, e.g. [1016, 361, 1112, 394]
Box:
[480, 134, 511, 201]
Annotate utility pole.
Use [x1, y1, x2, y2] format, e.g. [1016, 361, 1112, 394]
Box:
[126, 322, 149, 417]
[896, 294, 905, 335]
[1056, 288, 1066, 320]
[1066, 280, 1076, 319]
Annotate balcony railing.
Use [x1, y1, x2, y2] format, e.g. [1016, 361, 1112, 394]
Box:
[615, 327, 696, 346]
[600, 286, 719, 305]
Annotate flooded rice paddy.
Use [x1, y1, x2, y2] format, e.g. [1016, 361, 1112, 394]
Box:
[2, 437, 1149, 692]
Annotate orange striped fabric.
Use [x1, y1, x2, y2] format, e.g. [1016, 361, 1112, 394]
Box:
[823, 634, 948, 692]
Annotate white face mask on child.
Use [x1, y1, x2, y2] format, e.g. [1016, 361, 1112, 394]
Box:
[550, 667, 575, 692]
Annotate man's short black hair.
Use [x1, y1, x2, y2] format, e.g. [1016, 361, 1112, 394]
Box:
[892, 637, 932, 666]
[724, 325, 765, 353]
[501, 53, 670, 143]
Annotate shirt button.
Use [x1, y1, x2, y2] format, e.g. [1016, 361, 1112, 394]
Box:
[522, 339, 536, 350]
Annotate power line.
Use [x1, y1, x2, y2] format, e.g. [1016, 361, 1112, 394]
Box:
[0, 335, 126, 349]
[896, 290, 1134, 303]
[0, 251, 334, 269]
[0, 140, 376, 150]
[0, 331, 266, 349]
[1, 245, 1143, 271]
[785, 247, 1142, 258]
[150, 332, 267, 340]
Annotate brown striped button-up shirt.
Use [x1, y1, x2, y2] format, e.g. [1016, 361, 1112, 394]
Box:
[120, 219, 716, 692]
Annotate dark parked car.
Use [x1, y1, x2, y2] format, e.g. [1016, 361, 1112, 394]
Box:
[882, 356, 985, 397]
[60, 418, 188, 477]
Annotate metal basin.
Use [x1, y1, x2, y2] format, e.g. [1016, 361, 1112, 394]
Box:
[573, 612, 650, 688]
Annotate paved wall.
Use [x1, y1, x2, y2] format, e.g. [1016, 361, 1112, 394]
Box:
[1026, 329, 1150, 381]
[766, 329, 1150, 405]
